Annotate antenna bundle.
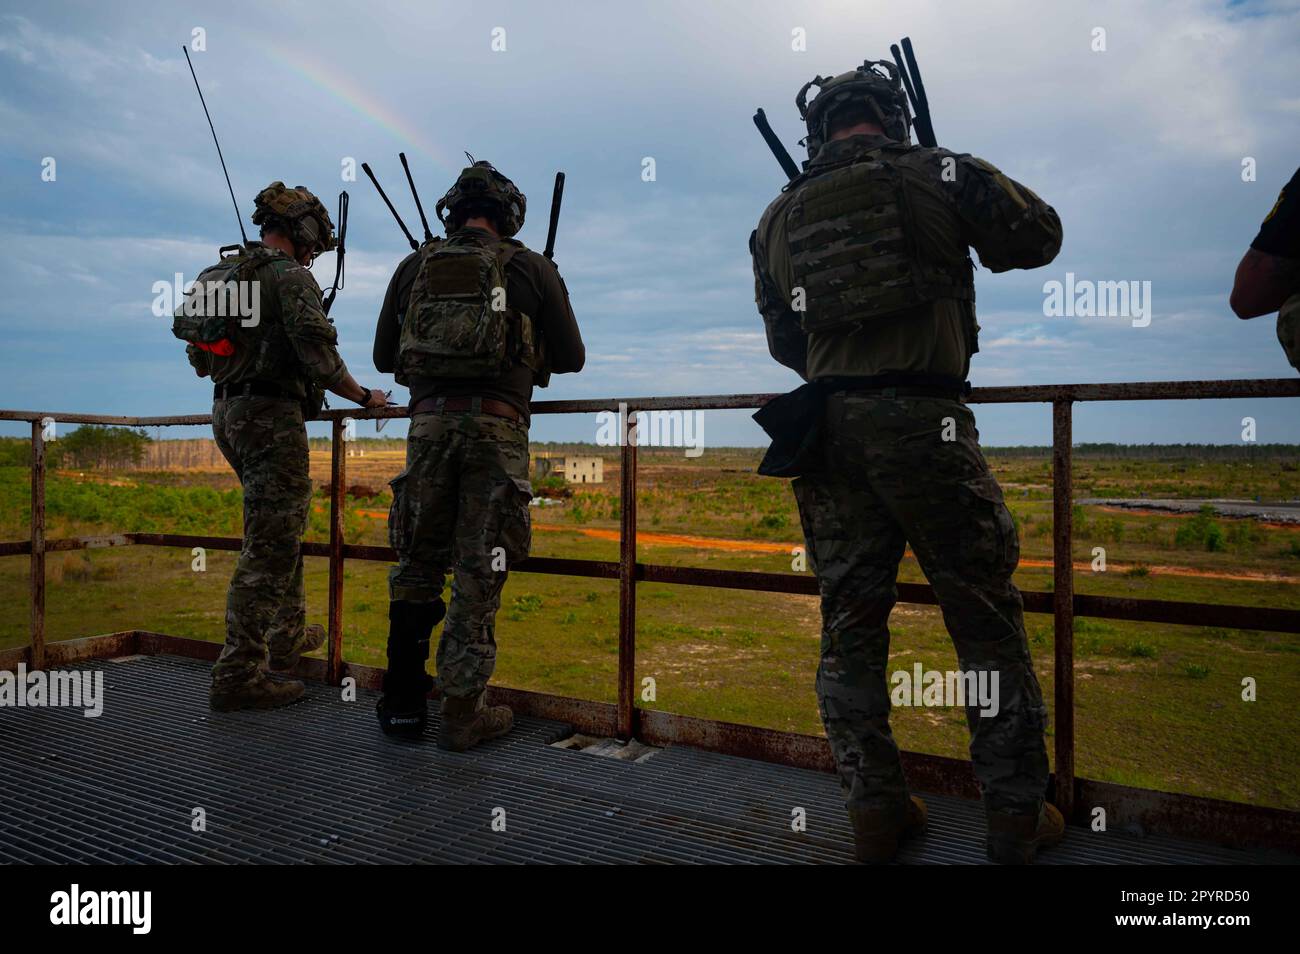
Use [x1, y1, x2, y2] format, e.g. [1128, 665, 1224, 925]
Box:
[362, 161, 419, 250]
[364, 156, 567, 260]
[889, 37, 936, 148]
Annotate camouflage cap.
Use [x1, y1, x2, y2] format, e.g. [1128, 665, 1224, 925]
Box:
[797, 59, 911, 157]
[435, 160, 527, 238]
[251, 181, 336, 254]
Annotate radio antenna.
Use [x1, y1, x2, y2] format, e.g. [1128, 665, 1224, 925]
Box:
[182, 46, 247, 245]
[399, 152, 434, 244]
[362, 162, 418, 250]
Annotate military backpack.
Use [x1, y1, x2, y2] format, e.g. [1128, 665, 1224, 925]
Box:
[786, 146, 975, 332]
[172, 243, 280, 358]
[397, 235, 542, 382]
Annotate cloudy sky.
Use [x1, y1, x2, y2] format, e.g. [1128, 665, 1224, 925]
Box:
[1, 0, 1297, 447]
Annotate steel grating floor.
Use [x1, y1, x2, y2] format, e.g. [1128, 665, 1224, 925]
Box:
[0, 654, 1279, 864]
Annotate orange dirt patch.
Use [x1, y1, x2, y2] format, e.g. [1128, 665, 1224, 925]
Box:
[1019, 559, 1298, 584]
[338, 512, 1299, 584]
[532, 523, 795, 554]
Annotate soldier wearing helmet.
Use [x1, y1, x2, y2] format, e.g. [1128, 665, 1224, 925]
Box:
[751, 60, 1064, 863]
[371, 159, 585, 748]
[178, 181, 387, 712]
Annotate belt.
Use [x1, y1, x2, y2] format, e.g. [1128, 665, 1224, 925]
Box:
[409, 396, 523, 422]
[818, 373, 970, 401]
[213, 380, 297, 401]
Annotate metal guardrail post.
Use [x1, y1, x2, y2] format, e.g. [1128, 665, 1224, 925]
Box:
[327, 418, 347, 684]
[30, 419, 46, 670]
[1052, 399, 1076, 818]
[617, 409, 638, 740]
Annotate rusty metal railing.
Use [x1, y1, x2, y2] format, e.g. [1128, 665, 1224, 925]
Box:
[3, 376, 1300, 846]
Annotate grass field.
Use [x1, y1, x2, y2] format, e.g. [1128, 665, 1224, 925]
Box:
[0, 441, 1297, 810]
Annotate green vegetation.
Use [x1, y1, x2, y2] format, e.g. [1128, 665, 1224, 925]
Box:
[1175, 506, 1227, 552]
[1, 427, 152, 469]
[0, 439, 1296, 810]
[60, 426, 152, 469]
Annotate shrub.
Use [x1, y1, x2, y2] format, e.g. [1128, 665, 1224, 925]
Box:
[512, 594, 543, 614]
[1174, 506, 1225, 552]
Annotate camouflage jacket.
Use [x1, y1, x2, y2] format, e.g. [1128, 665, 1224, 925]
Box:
[752, 134, 1063, 381]
[186, 242, 350, 398]
[372, 227, 585, 424]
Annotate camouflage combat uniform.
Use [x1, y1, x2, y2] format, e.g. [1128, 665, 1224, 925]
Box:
[373, 225, 584, 709]
[187, 242, 353, 690]
[387, 411, 533, 695]
[753, 134, 1063, 818]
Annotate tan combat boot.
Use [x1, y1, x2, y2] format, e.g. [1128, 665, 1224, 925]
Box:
[210, 673, 306, 712]
[269, 623, 326, 672]
[849, 795, 928, 863]
[437, 692, 513, 751]
[986, 802, 1065, 864]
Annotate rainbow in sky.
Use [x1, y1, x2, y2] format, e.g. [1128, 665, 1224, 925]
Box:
[253, 37, 458, 179]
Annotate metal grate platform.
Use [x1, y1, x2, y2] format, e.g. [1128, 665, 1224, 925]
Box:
[0, 655, 1279, 864]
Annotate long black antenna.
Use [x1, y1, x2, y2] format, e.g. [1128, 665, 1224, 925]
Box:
[362, 162, 418, 250]
[901, 38, 930, 116]
[182, 45, 247, 245]
[753, 108, 801, 181]
[398, 152, 434, 244]
[323, 190, 347, 315]
[543, 171, 566, 260]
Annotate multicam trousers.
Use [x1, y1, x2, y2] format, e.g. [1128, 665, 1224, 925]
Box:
[210, 396, 312, 689]
[793, 393, 1050, 816]
[387, 411, 532, 699]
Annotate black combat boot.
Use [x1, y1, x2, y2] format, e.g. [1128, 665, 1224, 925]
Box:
[210, 673, 306, 712]
[848, 794, 928, 864]
[376, 599, 444, 738]
[986, 802, 1065, 864]
[437, 692, 514, 751]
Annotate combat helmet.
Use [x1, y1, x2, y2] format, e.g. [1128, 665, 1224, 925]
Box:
[251, 181, 336, 256]
[796, 59, 912, 158]
[435, 158, 527, 238]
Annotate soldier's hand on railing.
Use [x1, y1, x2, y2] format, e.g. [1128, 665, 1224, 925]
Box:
[363, 388, 388, 409]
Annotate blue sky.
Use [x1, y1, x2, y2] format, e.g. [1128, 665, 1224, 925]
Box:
[1, 0, 1298, 448]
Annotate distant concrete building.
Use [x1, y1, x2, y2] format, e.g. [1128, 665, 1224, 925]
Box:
[534, 453, 603, 484]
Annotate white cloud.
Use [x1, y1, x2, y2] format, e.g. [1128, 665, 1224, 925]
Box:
[1, 1, 1298, 444]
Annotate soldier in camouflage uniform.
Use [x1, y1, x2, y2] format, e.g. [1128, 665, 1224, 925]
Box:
[751, 62, 1064, 863]
[372, 161, 584, 749]
[179, 182, 387, 711]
